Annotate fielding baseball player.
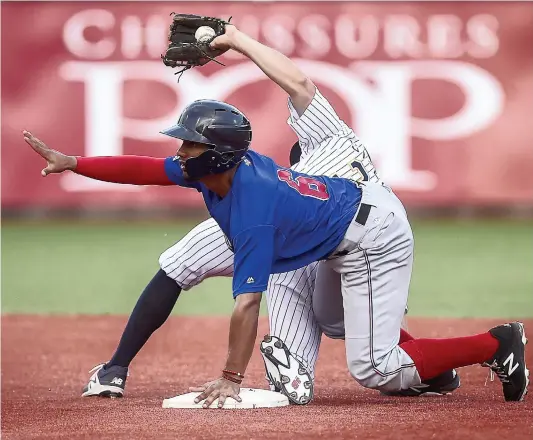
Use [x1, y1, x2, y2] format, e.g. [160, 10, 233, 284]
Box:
[23, 24, 528, 407]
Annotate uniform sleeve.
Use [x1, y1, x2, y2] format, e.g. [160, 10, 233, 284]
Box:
[75, 156, 174, 185]
[164, 157, 202, 191]
[232, 226, 276, 297]
[287, 88, 346, 158]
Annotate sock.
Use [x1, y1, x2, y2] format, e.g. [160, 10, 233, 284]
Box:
[108, 269, 181, 368]
[401, 332, 499, 380]
[400, 328, 415, 344]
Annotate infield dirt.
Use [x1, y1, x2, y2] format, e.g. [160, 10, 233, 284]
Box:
[2, 316, 532, 439]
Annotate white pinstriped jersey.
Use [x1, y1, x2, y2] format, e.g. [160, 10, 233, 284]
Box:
[288, 89, 381, 185]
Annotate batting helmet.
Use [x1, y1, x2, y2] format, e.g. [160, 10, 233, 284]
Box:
[161, 99, 252, 179]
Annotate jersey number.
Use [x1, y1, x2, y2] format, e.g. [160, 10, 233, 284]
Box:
[277, 169, 329, 200]
[350, 160, 369, 182]
[333, 159, 369, 183]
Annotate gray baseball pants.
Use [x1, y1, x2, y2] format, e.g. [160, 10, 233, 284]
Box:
[313, 181, 421, 392]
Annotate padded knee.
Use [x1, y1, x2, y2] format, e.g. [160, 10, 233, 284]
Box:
[347, 358, 384, 389]
[346, 343, 419, 392]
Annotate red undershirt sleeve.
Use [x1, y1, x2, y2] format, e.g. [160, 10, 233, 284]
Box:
[74, 156, 174, 186]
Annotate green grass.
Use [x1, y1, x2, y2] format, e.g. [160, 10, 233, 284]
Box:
[409, 220, 533, 318]
[2, 219, 532, 318]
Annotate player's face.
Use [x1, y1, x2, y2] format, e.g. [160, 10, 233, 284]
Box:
[176, 141, 209, 179]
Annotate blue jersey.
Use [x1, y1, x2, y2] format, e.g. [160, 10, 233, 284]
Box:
[164, 151, 361, 297]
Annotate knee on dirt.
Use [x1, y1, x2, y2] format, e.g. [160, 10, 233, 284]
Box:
[346, 352, 407, 393]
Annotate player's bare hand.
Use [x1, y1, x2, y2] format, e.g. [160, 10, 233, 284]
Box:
[190, 377, 241, 409]
[210, 23, 238, 53]
[22, 130, 77, 176]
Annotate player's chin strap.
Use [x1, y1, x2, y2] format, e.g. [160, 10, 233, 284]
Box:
[183, 147, 246, 180]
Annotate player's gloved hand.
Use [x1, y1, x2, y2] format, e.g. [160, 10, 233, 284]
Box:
[189, 377, 242, 409]
[161, 14, 233, 76]
[209, 23, 238, 53]
[23, 130, 77, 176]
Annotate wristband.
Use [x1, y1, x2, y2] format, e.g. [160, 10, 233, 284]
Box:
[222, 369, 245, 379]
[222, 370, 244, 382]
[222, 372, 242, 384]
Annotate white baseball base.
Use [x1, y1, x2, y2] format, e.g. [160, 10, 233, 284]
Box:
[162, 388, 289, 409]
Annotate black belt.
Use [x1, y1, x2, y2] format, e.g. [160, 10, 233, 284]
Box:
[327, 202, 372, 259]
[355, 203, 372, 226]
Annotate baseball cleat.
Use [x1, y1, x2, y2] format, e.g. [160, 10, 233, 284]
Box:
[260, 335, 313, 405]
[482, 322, 529, 402]
[381, 369, 461, 397]
[82, 363, 128, 398]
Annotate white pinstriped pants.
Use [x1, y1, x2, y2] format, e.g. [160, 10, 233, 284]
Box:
[159, 219, 322, 379]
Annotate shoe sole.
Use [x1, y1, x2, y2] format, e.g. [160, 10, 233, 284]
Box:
[82, 383, 124, 398]
[262, 354, 282, 391]
[420, 373, 461, 397]
[516, 322, 529, 402]
[412, 378, 461, 397]
[81, 363, 127, 398]
[382, 374, 461, 397]
[259, 335, 313, 405]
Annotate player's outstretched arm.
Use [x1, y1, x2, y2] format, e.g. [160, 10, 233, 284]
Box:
[23, 130, 174, 185]
[211, 26, 315, 116]
[189, 292, 261, 408]
[212, 26, 349, 161]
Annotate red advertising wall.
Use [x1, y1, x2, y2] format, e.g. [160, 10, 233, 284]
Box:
[2, 1, 533, 209]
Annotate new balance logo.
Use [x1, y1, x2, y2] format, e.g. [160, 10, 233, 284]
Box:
[246, 277, 255, 284]
[110, 377, 124, 386]
[503, 353, 520, 376]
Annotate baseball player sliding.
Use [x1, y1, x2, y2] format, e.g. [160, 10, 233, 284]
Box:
[23, 18, 528, 407]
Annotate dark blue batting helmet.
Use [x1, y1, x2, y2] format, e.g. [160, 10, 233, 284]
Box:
[161, 99, 252, 179]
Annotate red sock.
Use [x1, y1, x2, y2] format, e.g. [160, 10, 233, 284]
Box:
[400, 328, 415, 344]
[401, 332, 499, 380]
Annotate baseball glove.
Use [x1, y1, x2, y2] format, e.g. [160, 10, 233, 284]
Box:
[161, 13, 231, 76]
